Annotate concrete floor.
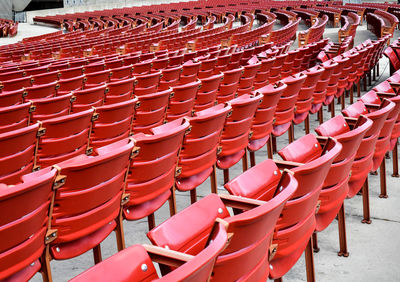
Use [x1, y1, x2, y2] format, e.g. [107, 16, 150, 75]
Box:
[2, 18, 399, 282]
[0, 23, 59, 46]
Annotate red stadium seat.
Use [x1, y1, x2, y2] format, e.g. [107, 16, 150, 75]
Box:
[124, 118, 190, 229]
[194, 73, 223, 111]
[0, 89, 24, 107]
[217, 67, 243, 103]
[43, 139, 135, 279]
[30, 94, 73, 123]
[176, 103, 231, 202]
[0, 102, 32, 133]
[91, 98, 138, 148]
[105, 77, 135, 104]
[57, 75, 86, 95]
[0, 168, 57, 281]
[24, 81, 58, 100]
[71, 84, 107, 112]
[70, 221, 228, 282]
[149, 173, 296, 281]
[166, 80, 201, 121]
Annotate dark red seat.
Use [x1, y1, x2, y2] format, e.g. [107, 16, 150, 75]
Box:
[166, 80, 201, 121]
[0, 102, 32, 134]
[195, 73, 223, 111]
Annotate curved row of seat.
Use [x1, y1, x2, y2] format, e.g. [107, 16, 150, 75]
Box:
[367, 9, 399, 39]
[298, 15, 329, 47]
[338, 12, 360, 44]
[0, 18, 18, 37]
[1, 32, 398, 281]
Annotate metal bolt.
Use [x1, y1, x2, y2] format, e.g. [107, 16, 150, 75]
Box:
[274, 171, 278, 175]
[165, 245, 170, 250]
[141, 264, 148, 272]
[31, 262, 35, 267]
[315, 143, 318, 148]
[126, 209, 130, 214]
[344, 123, 347, 127]
[218, 208, 223, 214]
[56, 247, 60, 252]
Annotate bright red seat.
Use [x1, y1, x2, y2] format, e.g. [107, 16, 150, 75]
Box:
[109, 65, 134, 81]
[132, 88, 171, 134]
[85, 69, 111, 87]
[198, 57, 217, 79]
[253, 57, 275, 89]
[194, 73, 223, 111]
[217, 67, 243, 103]
[248, 82, 287, 164]
[43, 139, 135, 279]
[270, 134, 341, 281]
[294, 65, 325, 132]
[180, 61, 201, 84]
[37, 109, 95, 168]
[159, 66, 182, 90]
[176, 104, 231, 202]
[105, 77, 135, 104]
[166, 80, 201, 121]
[149, 179, 296, 282]
[70, 221, 228, 282]
[0, 102, 32, 134]
[268, 53, 288, 84]
[0, 124, 40, 184]
[32, 71, 60, 85]
[272, 72, 307, 142]
[0, 168, 57, 281]
[0, 89, 24, 107]
[58, 75, 85, 95]
[124, 118, 190, 229]
[342, 99, 394, 210]
[91, 98, 138, 148]
[314, 115, 372, 254]
[30, 94, 73, 123]
[71, 84, 107, 112]
[1, 76, 33, 92]
[24, 81, 58, 100]
[217, 93, 262, 183]
[237, 62, 261, 96]
[135, 71, 161, 96]
[59, 66, 84, 79]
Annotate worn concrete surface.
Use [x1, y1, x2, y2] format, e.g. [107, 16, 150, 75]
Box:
[2, 17, 398, 282]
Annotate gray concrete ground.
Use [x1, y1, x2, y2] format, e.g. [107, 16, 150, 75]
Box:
[0, 23, 59, 46]
[2, 18, 399, 282]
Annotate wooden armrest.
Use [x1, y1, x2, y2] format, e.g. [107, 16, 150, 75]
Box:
[273, 159, 303, 169]
[344, 116, 359, 128]
[144, 244, 194, 267]
[219, 193, 266, 210]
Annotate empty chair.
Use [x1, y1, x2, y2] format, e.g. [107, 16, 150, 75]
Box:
[253, 57, 275, 89]
[72, 84, 107, 112]
[166, 80, 201, 121]
[248, 82, 287, 165]
[314, 115, 372, 255]
[84, 62, 106, 74]
[294, 65, 325, 133]
[168, 54, 184, 67]
[91, 98, 138, 148]
[32, 71, 60, 85]
[24, 81, 58, 100]
[217, 67, 243, 103]
[148, 173, 297, 281]
[269, 134, 341, 281]
[342, 100, 394, 223]
[152, 57, 169, 70]
[281, 49, 299, 78]
[42, 139, 135, 280]
[359, 91, 400, 198]
[0, 168, 57, 281]
[272, 72, 307, 143]
[37, 109, 95, 168]
[124, 118, 190, 229]
[325, 56, 348, 116]
[105, 77, 135, 104]
[176, 104, 231, 203]
[310, 60, 338, 123]
[135, 71, 161, 96]
[70, 221, 228, 282]
[237, 62, 261, 96]
[194, 73, 223, 111]
[132, 88, 171, 134]
[1, 76, 33, 92]
[0, 102, 32, 133]
[268, 53, 288, 84]
[159, 66, 182, 90]
[59, 66, 84, 79]
[217, 93, 263, 183]
[110, 65, 134, 81]
[133, 60, 152, 75]
[0, 88, 24, 107]
[215, 53, 231, 73]
[30, 94, 73, 123]
[85, 69, 111, 87]
[180, 61, 201, 84]
[58, 75, 85, 95]
[0, 124, 40, 184]
[198, 57, 217, 78]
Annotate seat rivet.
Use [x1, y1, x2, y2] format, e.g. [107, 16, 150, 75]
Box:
[31, 262, 35, 266]
[141, 264, 148, 272]
[218, 208, 223, 214]
[279, 186, 283, 191]
[56, 247, 60, 252]
[273, 171, 278, 175]
[344, 123, 346, 127]
[126, 209, 130, 214]
[270, 264, 273, 270]
[165, 245, 170, 250]
[315, 143, 318, 148]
